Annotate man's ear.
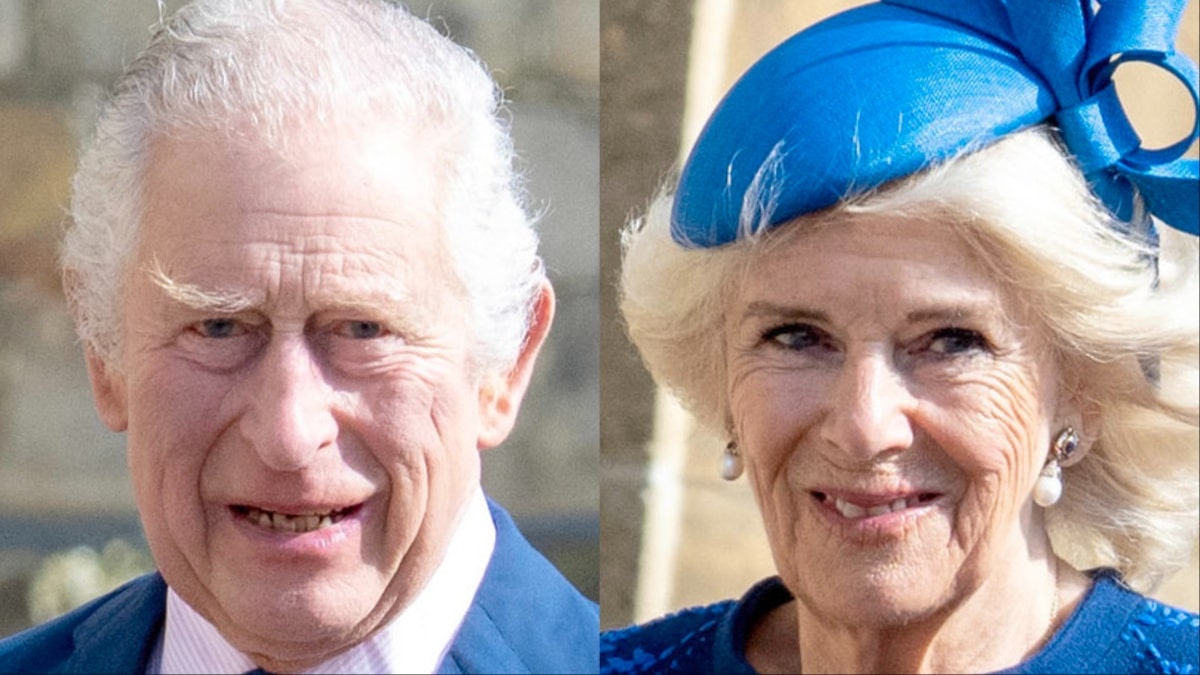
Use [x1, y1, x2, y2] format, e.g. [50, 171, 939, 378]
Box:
[477, 280, 555, 450]
[85, 347, 129, 432]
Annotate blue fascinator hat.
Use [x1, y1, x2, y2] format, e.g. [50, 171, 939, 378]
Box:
[671, 0, 1200, 247]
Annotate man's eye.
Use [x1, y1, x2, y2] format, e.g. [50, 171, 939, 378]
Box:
[761, 323, 827, 351]
[926, 328, 990, 355]
[339, 320, 384, 340]
[198, 318, 243, 339]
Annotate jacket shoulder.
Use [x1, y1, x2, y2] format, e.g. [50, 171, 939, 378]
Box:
[442, 500, 598, 675]
[0, 573, 166, 674]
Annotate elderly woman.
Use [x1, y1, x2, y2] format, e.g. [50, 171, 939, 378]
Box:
[600, 1, 1199, 673]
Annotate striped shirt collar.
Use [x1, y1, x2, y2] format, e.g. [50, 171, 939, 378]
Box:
[149, 487, 496, 674]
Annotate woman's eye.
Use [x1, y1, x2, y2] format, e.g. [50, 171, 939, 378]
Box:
[339, 320, 384, 340]
[197, 318, 243, 339]
[926, 328, 990, 355]
[762, 323, 827, 351]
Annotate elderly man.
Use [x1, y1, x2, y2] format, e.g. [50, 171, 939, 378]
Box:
[0, 1, 597, 673]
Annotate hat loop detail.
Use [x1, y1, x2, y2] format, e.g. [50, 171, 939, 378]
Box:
[671, 0, 1199, 246]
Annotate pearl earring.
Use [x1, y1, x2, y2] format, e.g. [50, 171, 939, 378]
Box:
[721, 440, 743, 481]
[1033, 427, 1080, 507]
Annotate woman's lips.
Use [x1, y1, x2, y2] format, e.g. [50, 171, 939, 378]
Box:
[812, 490, 942, 520]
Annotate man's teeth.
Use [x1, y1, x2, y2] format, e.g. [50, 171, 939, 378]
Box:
[244, 507, 341, 533]
[833, 497, 909, 519]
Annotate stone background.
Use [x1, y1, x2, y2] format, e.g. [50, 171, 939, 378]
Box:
[0, 0, 598, 637]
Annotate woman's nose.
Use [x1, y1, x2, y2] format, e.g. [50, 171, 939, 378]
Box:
[819, 348, 915, 460]
[238, 337, 338, 471]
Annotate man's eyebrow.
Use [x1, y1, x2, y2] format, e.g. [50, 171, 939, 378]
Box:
[145, 258, 261, 313]
[144, 257, 426, 331]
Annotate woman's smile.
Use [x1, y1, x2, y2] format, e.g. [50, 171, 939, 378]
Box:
[809, 488, 946, 541]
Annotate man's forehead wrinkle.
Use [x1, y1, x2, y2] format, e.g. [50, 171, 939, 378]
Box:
[305, 270, 419, 315]
[297, 241, 420, 309]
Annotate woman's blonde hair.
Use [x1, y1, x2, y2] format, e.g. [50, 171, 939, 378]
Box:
[620, 126, 1199, 591]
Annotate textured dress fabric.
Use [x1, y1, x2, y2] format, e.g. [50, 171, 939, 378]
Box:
[600, 569, 1199, 674]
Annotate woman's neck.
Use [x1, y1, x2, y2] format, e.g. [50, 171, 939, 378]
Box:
[747, 557, 1090, 674]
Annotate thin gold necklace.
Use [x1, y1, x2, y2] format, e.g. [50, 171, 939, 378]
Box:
[1039, 558, 1061, 653]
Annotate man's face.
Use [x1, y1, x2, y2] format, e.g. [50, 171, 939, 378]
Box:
[86, 124, 544, 669]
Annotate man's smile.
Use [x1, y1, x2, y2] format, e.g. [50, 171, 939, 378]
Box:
[231, 504, 363, 534]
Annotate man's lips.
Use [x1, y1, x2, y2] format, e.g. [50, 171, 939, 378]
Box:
[229, 503, 363, 534]
[811, 490, 942, 520]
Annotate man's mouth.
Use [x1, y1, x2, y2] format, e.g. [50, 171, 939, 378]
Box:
[231, 504, 360, 534]
[813, 491, 940, 520]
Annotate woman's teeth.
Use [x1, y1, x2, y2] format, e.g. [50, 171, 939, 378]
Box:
[243, 506, 344, 533]
[833, 496, 910, 519]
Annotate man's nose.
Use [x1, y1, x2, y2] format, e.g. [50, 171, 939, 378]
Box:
[819, 348, 915, 460]
[239, 336, 338, 471]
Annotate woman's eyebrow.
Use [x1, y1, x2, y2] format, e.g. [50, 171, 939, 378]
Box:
[740, 301, 829, 323]
[739, 300, 1002, 326]
[904, 302, 998, 326]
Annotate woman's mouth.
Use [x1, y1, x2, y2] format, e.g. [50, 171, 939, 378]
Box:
[812, 491, 941, 520]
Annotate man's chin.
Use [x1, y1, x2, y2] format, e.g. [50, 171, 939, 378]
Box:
[215, 590, 387, 668]
[171, 566, 393, 664]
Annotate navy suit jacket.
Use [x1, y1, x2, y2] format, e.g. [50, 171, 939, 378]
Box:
[0, 499, 598, 674]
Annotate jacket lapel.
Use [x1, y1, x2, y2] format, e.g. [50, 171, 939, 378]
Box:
[437, 602, 528, 675]
[61, 573, 167, 674]
[438, 499, 598, 675]
[438, 501, 531, 675]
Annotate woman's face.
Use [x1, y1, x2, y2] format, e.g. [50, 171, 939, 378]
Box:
[724, 216, 1069, 625]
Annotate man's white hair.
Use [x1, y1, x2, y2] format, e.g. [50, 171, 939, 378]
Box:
[62, 0, 544, 375]
[621, 126, 1199, 593]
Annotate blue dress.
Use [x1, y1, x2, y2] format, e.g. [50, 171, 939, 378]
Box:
[600, 569, 1199, 674]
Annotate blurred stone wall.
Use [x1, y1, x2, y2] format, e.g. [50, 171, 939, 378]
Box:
[0, 0, 598, 637]
[601, 0, 1200, 629]
[598, 0, 693, 630]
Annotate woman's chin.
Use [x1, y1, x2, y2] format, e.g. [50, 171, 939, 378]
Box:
[795, 574, 949, 627]
[786, 511, 959, 626]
